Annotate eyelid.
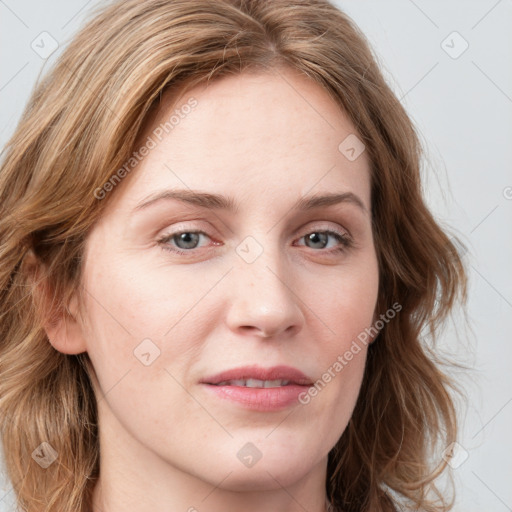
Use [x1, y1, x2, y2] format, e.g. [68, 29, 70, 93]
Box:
[158, 220, 216, 238]
[296, 221, 350, 238]
[159, 220, 350, 242]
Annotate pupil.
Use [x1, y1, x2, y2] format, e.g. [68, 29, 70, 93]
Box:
[307, 232, 327, 249]
[176, 232, 199, 249]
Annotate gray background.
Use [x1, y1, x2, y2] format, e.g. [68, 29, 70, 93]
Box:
[1, 1, 511, 510]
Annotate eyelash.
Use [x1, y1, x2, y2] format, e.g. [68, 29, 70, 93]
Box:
[157, 228, 353, 257]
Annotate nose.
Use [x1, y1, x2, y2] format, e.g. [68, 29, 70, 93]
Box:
[225, 247, 305, 339]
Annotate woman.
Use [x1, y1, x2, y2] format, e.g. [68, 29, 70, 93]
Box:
[0, 1, 467, 511]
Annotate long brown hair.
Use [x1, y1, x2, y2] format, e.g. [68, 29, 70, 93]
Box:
[0, 1, 467, 511]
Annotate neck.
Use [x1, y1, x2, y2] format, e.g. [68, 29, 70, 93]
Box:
[90, 399, 331, 512]
[91, 468, 331, 512]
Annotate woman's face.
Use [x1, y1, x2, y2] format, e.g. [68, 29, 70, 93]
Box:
[77, 68, 379, 493]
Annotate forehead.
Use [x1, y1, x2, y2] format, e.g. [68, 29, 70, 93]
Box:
[104, 68, 371, 216]
[145, 68, 359, 153]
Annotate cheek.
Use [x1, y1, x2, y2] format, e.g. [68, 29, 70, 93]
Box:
[82, 254, 202, 340]
[79, 252, 228, 406]
[316, 255, 379, 350]
[79, 260, 209, 446]
[299, 254, 378, 420]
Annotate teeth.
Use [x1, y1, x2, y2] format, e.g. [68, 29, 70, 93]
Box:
[216, 379, 290, 388]
[263, 379, 289, 388]
[246, 378, 264, 388]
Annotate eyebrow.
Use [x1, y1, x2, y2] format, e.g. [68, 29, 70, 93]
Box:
[133, 189, 368, 214]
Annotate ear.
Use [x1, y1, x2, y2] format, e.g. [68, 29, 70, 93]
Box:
[23, 249, 88, 355]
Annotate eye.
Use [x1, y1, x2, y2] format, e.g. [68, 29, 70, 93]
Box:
[295, 229, 353, 254]
[157, 227, 353, 257]
[158, 230, 213, 255]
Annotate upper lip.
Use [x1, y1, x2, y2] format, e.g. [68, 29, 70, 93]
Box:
[201, 365, 313, 386]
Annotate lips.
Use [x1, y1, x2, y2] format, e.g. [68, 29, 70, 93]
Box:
[200, 365, 314, 411]
[215, 378, 291, 388]
[201, 365, 314, 387]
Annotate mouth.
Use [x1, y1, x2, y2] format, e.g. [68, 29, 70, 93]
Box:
[200, 365, 313, 411]
[201, 364, 313, 386]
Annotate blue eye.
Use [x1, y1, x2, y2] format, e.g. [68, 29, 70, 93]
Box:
[158, 231, 211, 255]
[157, 229, 353, 256]
[299, 230, 352, 251]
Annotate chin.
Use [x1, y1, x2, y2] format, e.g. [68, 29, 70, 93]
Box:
[212, 463, 314, 492]
[195, 444, 324, 492]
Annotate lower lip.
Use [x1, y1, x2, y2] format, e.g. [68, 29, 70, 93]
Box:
[201, 383, 310, 411]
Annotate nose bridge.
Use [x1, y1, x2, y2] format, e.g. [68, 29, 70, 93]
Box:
[225, 235, 304, 338]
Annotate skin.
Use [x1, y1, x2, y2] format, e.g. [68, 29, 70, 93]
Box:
[46, 67, 379, 512]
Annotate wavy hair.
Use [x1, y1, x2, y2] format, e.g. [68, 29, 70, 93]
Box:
[0, 1, 467, 511]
